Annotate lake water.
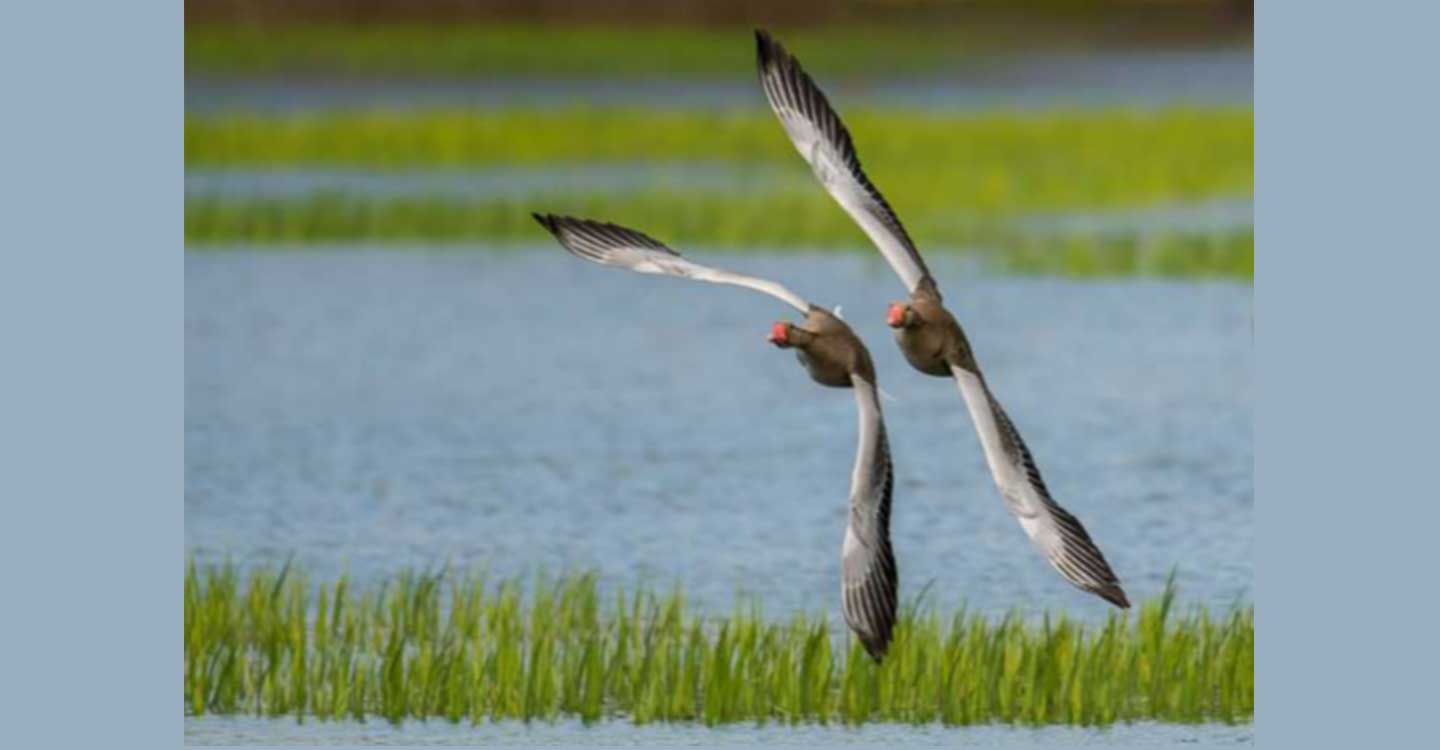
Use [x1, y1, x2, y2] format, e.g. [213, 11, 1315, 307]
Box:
[186, 46, 1251, 113]
[184, 715, 1253, 746]
[186, 249, 1251, 621]
[185, 166, 1252, 245]
[184, 163, 808, 201]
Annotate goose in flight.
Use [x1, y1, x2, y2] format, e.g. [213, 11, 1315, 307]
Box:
[754, 30, 1129, 609]
[534, 213, 900, 659]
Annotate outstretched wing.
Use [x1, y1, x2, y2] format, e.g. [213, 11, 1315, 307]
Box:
[755, 30, 935, 296]
[534, 213, 812, 313]
[841, 374, 900, 661]
[951, 366, 1130, 608]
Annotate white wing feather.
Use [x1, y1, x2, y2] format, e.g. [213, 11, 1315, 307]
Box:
[951, 365, 1130, 608]
[841, 374, 899, 660]
[536, 214, 812, 314]
[756, 31, 934, 296]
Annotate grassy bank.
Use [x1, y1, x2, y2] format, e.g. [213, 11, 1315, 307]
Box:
[185, 564, 1253, 725]
[187, 24, 1023, 78]
[186, 108, 1253, 212]
[185, 192, 1252, 278]
[185, 107, 1253, 277]
[185, 16, 1252, 78]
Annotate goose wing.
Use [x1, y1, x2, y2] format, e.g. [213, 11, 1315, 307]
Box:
[951, 365, 1130, 608]
[754, 30, 935, 296]
[841, 374, 899, 661]
[535, 213, 812, 313]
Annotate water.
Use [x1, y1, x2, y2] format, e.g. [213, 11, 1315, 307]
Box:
[186, 166, 1252, 244]
[186, 249, 1251, 620]
[1017, 197, 1253, 237]
[185, 46, 1251, 113]
[185, 716, 1253, 746]
[184, 163, 805, 200]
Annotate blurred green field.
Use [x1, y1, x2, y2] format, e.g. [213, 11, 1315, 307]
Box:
[186, 192, 1252, 278]
[186, 107, 1252, 277]
[187, 23, 1041, 77]
[186, 108, 1252, 201]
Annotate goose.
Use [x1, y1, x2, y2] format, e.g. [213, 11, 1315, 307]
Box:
[754, 30, 1129, 609]
[533, 213, 900, 659]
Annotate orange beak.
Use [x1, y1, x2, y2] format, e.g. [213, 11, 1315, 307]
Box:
[886, 303, 906, 328]
[767, 322, 789, 345]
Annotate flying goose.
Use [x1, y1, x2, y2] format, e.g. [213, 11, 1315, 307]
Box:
[754, 30, 1130, 609]
[534, 213, 900, 659]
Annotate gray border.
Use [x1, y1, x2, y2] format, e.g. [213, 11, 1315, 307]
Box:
[6, 1, 179, 749]
[62, 3, 1440, 748]
[1256, 0, 1438, 747]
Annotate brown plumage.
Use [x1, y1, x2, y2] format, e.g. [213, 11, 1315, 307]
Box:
[756, 30, 1130, 609]
[772, 307, 875, 387]
[888, 289, 974, 376]
[536, 213, 900, 659]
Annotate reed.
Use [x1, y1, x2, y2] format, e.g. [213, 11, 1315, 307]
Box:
[185, 108, 1251, 276]
[185, 563, 1253, 725]
[185, 108, 1252, 211]
[186, 24, 1015, 77]
[183, 190, 1251, 278]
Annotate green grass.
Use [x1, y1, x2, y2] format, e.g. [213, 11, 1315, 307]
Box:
[185, 563, 1254, 726]
[186, 23, 1024, 78]
[185, 107, 1252, 277]
[184, 191, 1252, 278]
[186, 108, 1253, 212]
[184, 19, 1251, 78]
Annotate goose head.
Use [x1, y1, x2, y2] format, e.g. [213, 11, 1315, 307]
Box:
[767, 309, 867, 388]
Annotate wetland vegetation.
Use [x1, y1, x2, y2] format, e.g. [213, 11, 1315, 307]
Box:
[186, 18, 1250, 79]
[185, 563, 1253, 726]
[185, 107, 1253, 277]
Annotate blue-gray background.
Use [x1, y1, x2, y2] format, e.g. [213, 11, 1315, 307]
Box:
[17, 2, 1440, 749]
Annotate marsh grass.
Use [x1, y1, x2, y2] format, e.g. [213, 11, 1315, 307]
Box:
[185, 563, 1253, 726]
[185, 108, 1253, 211]
[186, 24, 1027, 78]
[993, 229, 1253, 278]
[184, 107, 1252, 277]
[184, 191, 1251, 278]
[188, 190, 1249, 277]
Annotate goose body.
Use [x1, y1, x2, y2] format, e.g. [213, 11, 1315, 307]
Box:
[755, 31, 1129, 608]
[534, 214, 899, 658]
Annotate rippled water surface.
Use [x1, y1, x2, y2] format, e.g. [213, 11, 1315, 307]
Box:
[184, 167, 1252, 236]
[184, 163, 806, 200]
[185, 716, 1253, 746]
[186, 250, 1251, 618]
[186, 46, 1252, 113]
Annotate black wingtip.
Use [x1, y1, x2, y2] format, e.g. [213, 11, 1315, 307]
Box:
[861, 633, 891, 664]
[532, 212, 560, 235]
[754, 28, 777, 68]
[1099, 585, 1131, 610]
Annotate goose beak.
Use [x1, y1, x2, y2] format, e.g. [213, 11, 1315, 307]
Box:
[886, 303, 906, 328]
[767, 322, 790, 346]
